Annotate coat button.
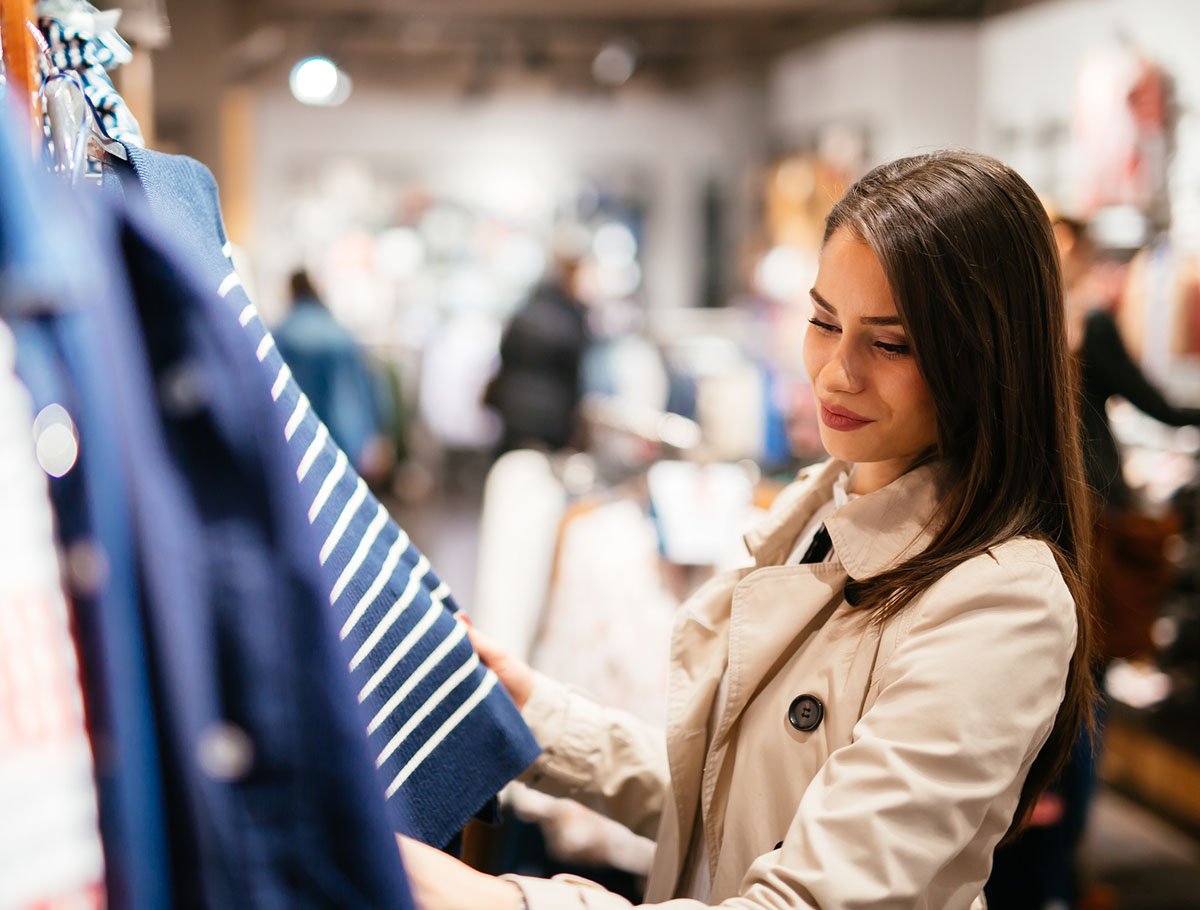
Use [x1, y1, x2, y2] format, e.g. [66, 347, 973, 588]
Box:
[788, 694, 824, 732]
[197, 722, 255, 781]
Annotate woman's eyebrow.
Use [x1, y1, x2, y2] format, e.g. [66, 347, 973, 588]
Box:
[809, 288, 902, 326]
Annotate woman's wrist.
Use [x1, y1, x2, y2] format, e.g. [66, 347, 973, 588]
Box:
[504, 879, 528, 910]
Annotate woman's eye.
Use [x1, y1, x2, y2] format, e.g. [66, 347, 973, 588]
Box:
[875, 340, 911, 357]
[808, 317, 840, 334]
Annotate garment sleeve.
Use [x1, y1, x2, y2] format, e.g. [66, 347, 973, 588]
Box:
[1088, 310, 1200, 426]
[505, 555, 1076, 910]
[518, 673, 670, 840]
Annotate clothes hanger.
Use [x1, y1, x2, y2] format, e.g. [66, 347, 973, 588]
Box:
[29, 18, 126, 184]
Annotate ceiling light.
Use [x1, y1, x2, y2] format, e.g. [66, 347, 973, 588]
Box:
[592, 40, 637, 87]
[289, 56, 352, 107]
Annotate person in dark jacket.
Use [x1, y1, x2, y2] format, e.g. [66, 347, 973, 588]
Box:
[1061, 225, 1200, 509]
[487, 251, 590, 454]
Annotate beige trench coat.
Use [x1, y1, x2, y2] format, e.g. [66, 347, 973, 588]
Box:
[507, 459, 1077, 909]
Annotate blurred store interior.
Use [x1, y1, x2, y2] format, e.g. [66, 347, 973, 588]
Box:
[18, 0, 1200, 907]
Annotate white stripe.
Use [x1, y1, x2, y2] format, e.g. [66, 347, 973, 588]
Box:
[339, 528, 412, 638]
[237, 303, 256, 326]
[308, 450, 348, 523]
[296, 422, 329, 482]
[375, 652, 480, 765]
[222, 241, 233, 257]
[385, 673, 499, 798]
[218, 272, 242, 298]
[320, 478, 368, 565]
[270, 364, 292, 401]
[357, 592, 440, 701]
[329, 505, 389, 604]
[349, 556, 430, 666]
[431, 581, 451, 602]
[255, 334, 275, 362]
[284, 395, 310, 441]
[367, 619, 467, 736]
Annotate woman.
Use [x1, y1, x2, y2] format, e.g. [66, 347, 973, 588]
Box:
[401, 151, 1096, 910]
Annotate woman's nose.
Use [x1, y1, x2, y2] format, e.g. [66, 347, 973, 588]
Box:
[822, 341, 864, 393]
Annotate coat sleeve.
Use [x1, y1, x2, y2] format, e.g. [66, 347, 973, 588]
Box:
[505, 550, 1077, 910]
[518, 673, 671, 840]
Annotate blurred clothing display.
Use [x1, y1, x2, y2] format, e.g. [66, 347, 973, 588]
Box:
[110, 142, 540, 847]
[647, 461, 760, 568]
[488, 277, 590, 453]
[274, 275, 387, 475]
[419, 313, 504, 451]
[581, 331, 670, 414]
[695, 362, 766, 462]
[532, 499, 676, 730]
[0, 322, 105, 910]
[509, 496, 674, 877]
[472, 449, 568, 661]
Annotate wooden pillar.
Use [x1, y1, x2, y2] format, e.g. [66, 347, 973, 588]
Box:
[2, 0, 43, 132]
[116, 51, 157, 149]
[219, 86, 255, 246]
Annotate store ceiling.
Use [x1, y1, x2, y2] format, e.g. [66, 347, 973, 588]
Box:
[210, 0, 1050, 89]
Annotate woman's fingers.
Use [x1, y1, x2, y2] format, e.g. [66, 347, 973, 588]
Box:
[463, 621, 535, 710]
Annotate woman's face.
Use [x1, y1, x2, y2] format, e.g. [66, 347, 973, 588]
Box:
[803, 227, 939, 495]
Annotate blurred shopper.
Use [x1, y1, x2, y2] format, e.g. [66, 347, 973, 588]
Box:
[485, 247, 590, 454]
[274, 270, 393, 485]
[1060, 217, 1200, 514]
[399, 152, 1096, 910]
[1060, 216, 1200, 660]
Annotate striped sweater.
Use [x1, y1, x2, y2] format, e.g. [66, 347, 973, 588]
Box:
[113, 148, 540, 846]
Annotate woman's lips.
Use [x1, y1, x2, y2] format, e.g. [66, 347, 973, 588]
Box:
[820, 401, 874, 431]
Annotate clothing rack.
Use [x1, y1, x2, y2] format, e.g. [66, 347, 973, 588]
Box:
[1, 0, 42, 132]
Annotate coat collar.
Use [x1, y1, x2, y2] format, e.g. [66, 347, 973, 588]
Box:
[743, 458, 947, 578]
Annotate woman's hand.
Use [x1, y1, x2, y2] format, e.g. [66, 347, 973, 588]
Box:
[397, 835, 523, 910]
[464, 622, 535, 710]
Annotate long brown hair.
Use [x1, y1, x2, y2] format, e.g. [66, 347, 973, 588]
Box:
[825, 151, 1097, 838]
